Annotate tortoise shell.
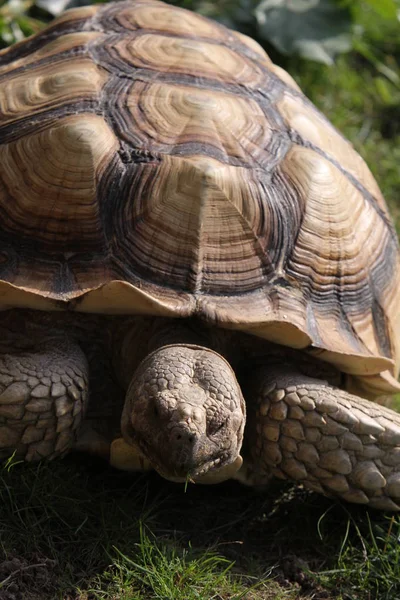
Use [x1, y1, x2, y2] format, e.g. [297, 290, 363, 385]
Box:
[0, 0, 399, 393]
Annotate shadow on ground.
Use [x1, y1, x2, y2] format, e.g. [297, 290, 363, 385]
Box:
[0, 452, 383, 600]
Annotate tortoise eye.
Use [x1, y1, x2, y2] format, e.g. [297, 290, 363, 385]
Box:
[208, 419, 226, 436]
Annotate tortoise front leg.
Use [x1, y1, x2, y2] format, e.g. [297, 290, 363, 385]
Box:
[0, 332, 89, 462]
[241, 365, 400, 510]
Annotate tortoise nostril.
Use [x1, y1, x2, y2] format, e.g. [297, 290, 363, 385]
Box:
[174, 432, 195, 444]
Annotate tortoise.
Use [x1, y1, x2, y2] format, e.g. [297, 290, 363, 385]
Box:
[0, 0, 400, 511]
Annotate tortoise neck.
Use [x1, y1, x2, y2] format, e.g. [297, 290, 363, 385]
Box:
[111, 316, 213, 390]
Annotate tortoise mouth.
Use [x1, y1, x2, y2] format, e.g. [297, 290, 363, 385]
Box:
[162, 452, 234, 483]
[134, 434, 235, 482]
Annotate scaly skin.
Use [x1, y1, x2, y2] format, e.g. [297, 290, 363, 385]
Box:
[0, 321, 88, 461]
[239, 364, 400, 511]
[121, 343, 245, 481]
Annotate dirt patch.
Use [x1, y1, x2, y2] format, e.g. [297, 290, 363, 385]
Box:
[0, 555, 57, 600]
[277, 555, 332, 599]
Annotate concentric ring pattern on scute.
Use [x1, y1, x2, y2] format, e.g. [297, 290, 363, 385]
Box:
[0, 0, 399, 391]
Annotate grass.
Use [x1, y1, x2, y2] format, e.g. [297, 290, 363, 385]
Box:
[0, 457, 312, 599]
[318, 512, 400, 600]
[85, 528, 258, 600]
[0, 1, 400, 599]
[2, 455, 400, 599]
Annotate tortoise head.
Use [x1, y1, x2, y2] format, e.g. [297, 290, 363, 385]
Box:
[120, 344, 245, 483]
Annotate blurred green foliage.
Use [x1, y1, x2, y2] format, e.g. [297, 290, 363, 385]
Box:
[0, 0, 42, 46]
[0, 0, 398, 64]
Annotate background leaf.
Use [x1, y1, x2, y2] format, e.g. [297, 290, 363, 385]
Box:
[254, 0, 352, 64]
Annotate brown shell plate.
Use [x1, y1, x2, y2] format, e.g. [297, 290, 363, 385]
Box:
[0, 0, 399, 391]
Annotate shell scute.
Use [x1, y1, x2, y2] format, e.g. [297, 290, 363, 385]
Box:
[0, 58, 106, 127]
